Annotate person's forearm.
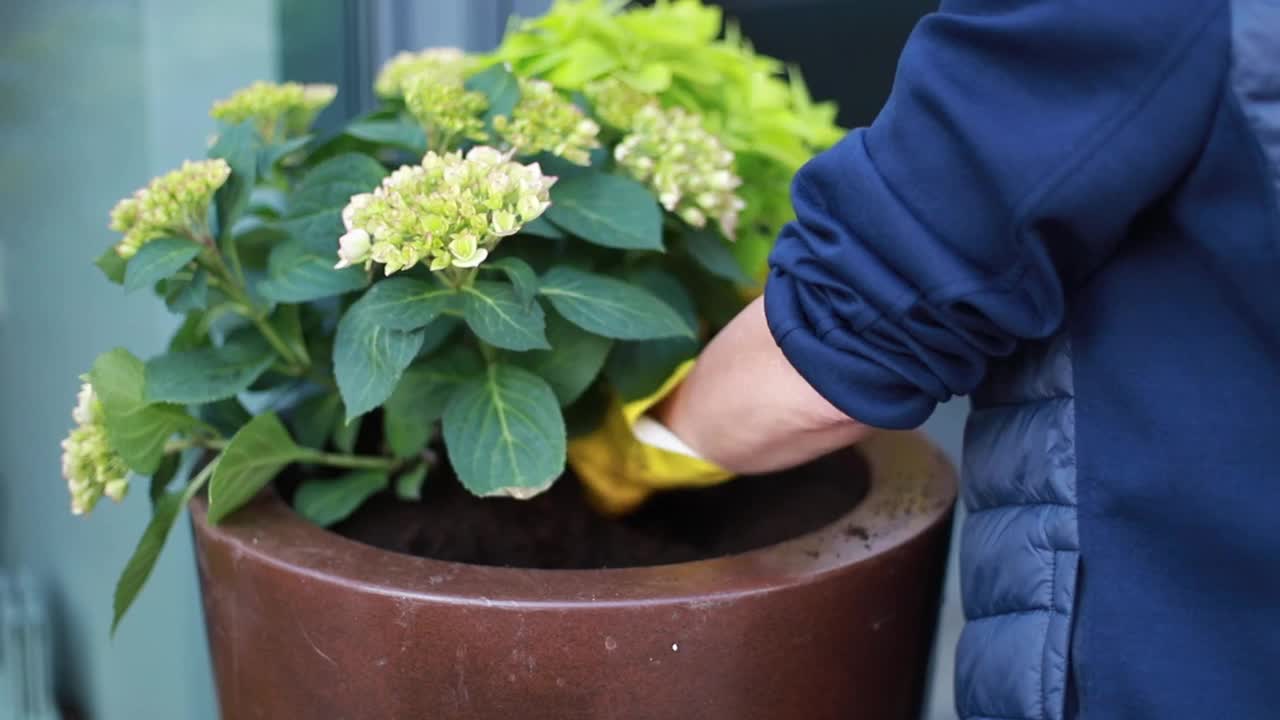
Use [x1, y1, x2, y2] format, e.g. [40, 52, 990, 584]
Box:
[654, 297, 870, 474]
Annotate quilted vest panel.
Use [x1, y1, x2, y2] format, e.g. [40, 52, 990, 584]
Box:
[956, 332, 1078, 720]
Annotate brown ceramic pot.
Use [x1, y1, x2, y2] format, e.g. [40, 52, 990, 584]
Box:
[191, 431, 956, 720]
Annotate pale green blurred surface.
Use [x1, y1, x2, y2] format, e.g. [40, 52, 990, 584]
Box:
[0, 2, 277, 717]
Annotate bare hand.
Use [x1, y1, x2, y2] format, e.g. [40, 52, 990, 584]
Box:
[654, 297, 870, 474]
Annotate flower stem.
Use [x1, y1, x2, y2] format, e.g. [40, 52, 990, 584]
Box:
[197, 254, 307, 373]
[297, 449, 400, 472]
[169, 435, 400, 473]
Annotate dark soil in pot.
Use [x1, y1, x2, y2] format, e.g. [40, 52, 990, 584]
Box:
[324, 449, 870, 569]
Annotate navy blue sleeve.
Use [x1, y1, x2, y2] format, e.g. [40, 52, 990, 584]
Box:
[765, 0, 1226, 429]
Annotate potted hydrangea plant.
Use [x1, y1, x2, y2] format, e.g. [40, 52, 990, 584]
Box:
[60, 2, 956, 717]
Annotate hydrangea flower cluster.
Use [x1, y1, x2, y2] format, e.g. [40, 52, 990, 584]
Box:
[61, 381, 130, 516]
[404, 75, 489, 146]
[615, 104, 745, 237]
[583, 77, 653, 131]
[494, 79, 601, 166]
[374, 47, 467, 99]
[210, 81, 337, 140]
[108, 159, 232, 258]
[336, 147, 556, 276]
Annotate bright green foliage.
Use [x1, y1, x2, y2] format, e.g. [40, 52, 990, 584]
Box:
[490, 0, 844, 276]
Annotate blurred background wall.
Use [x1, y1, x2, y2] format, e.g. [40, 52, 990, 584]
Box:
[0, 1, 955, 717]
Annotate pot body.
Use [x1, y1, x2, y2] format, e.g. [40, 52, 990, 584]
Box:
[192, 431, 956, 720]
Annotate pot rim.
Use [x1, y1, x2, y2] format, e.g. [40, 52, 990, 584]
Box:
[190, 430, 956, 607]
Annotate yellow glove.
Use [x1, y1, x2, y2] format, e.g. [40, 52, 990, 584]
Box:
[568, 360, 734, 515]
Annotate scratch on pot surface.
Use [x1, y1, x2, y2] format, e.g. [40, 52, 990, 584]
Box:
[394, 597, 414, 629]
[685, 598, 732, 612]
[454, 645, 471, 708]
[871, 612, 896, 632]
[298, 622, 337, 667]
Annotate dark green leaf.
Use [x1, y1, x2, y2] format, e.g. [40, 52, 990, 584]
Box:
[290, 393, 342, 450]
[461, 281, 549, 351]
[294, 470, 388, 527]
[344, 118, 428, 154]
[333, 296, 426, 422]
[168, 312, 212, 352]
[538, 266, 693, 340]
[207, 413, 304, 524]
[481, 257, 539, 307]
[545, 171, 663, 250]
[275, 209, 342, 255]
[419, 316, 461, 357]
[443, 364, 565, 498]
[268, 303, 311, 367]
[113, 470, 208, 633]
[395, 464, 429, 501]
[682, 226, 752, 285]
[519, 215, 565, 240]
[604, 337, 697, 402]
[144, 335, 275, 405]
[333, 415, 361, 455]
[258, 239, 368, 303]
[95, 246, 127, 284]
[282, 153, 387, 253]
[384, 345, 481, 459]
[163, 268, 209, 313]
[360, 276, 460, 331]
[148, 453, 181, 507]
[261, 134, 313, 169]
[466, 64, 521, 129]
[232, 223, 288, 271]
[603, 269, 700, 401]
[209, 122, 260, 230]
[124, 238, 202, 293]
[509, 310, 612, 406]
[89, 349, 199, 475]
[288, 153, 388, 218]
[198, 398, 253, 438]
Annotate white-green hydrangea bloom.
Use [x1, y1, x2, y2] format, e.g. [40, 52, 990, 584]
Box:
[404, 75, 489, 146]
[210, 81, 337, 140]
[583, 77, 654, 131]
[336, 146, 556, 276]
[61, 381, 130, 516]
[109, 159, 232, 258]
[374, 47, 467, 99]
[494, 79, 601, 166]
[615, 104, 745, 238]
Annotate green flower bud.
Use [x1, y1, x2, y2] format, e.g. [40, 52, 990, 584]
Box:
[211, 81, 337, 140]
[374, 47, 467, 99]
[404, 76, 488, 145]
[61, 381, 130, 516]
[583, 77, 655, 131]
[339, 146, 556, 276]
[494, 79, 600, 166]
[108, 159, 232, 258]
[448, 232, 487, 268]
[615, 105, 745, 239]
